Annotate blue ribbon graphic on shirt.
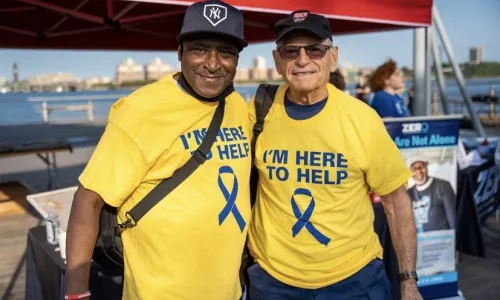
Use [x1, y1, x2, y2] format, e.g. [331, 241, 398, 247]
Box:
[291, 188, 330, 246]
[218, 166, 246, 232]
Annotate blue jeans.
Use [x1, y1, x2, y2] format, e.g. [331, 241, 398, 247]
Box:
[247, 259, 392, 300]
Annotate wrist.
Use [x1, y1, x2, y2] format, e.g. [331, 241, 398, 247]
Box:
[66, 282, 89, 295]
[401, 278, 417, 286]
[398, 270, 419, 283]
[65, 290, 91, 299]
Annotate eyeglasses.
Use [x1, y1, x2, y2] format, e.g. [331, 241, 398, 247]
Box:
[276, 45, 332, 60]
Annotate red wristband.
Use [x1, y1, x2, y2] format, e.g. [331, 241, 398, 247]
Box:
[64, 291, 91, 299]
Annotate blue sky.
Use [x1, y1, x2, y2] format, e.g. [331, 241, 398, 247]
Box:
[0, 0, 499, 80]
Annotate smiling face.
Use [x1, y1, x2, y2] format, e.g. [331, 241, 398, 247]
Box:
[178, 35, 239, 98]
[273, 31, 337, 95]
[411, 161, 429, 185]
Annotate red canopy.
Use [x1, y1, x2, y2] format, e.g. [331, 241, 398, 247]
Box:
[0, 0, 432, 51]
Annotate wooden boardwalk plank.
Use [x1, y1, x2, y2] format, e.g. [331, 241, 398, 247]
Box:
[0, 214, 38, 300]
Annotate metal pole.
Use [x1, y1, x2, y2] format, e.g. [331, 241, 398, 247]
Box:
[42, 101, 49, 123]
[87, 100, 94, 121]
[430, 30, 450, 114]
[433, 6, 486, 137]
[425, 26, 433, 116]
[412, 28, 427, 116]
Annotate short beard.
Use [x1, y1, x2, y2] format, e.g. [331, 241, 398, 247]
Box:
[414, 176, 428, 185]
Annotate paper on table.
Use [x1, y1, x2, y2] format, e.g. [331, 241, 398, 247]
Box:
[26, 186, 77, 232]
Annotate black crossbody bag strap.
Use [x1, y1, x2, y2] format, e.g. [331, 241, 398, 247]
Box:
[117, 98, 226, 233]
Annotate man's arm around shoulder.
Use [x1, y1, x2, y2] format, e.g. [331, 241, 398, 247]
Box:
[65, 184, 105, 297]
[381, 185, 423, 300]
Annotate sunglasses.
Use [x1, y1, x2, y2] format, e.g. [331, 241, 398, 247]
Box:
[276, 45, 332, 60]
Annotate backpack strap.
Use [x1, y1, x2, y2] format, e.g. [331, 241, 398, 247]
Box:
[251, 84, 279, 160]
[250, 84, 278, 207]
[242, 85, 279, 295]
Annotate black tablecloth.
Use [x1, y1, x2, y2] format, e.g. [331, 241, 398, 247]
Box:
[456, 158, 500, 257]
[25, 226, 123, 300]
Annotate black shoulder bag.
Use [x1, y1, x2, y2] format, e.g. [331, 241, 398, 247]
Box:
[93, 98, 226, 274]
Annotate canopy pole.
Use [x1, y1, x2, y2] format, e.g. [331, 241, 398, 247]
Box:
[433, 6, 486, 137]
[425, 26, 432, 116]
[412, 28, 427, 116]
[430, 30, 450, 115]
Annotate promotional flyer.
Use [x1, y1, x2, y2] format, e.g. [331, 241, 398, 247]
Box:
[383, 116, 462, 299]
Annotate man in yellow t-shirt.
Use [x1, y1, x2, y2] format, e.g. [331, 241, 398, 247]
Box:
[247, 11, 423, 300]
[65, 1, 252, 300]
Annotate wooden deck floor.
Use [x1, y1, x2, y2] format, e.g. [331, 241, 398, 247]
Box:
[0, 213, 39, 300]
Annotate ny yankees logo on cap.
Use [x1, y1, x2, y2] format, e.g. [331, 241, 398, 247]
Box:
[204, 4, 228, 26]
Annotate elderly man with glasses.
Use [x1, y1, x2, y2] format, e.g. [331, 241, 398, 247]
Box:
[245, 11, 423, 300]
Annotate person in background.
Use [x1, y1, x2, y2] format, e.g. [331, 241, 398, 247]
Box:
[329, 69, 346, 91]
[407, 86, 415, 115]
[355, 73, 371, 102]
[369, 59, 409, 118]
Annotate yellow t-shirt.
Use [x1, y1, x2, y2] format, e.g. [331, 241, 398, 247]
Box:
[79, 74, 252, 300]
[247, 83, 411, 289]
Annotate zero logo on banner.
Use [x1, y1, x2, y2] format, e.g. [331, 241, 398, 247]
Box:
[474, 165, 500, 206]
[402, 122, 429, 134]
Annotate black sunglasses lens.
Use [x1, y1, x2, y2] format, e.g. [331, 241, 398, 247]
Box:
[280, 47, 300, 59]
[305, 46, 327, 59]
[278, 45, 330, 59]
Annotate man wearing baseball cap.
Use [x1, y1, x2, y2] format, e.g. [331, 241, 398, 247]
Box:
[407, 158, 456, 233]
[65, 1, 251, 300]
[246, 10, 423, 300]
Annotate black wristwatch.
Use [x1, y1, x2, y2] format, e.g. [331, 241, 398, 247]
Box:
[398, 270, 419, 282]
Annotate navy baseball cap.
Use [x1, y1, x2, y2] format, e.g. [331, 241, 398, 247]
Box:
[177, 0, 248, 50]
[275, 10, 332, 42]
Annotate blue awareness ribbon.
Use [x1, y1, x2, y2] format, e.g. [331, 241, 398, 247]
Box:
[218, 166, 246, 232]
[291, 188, 331, 246]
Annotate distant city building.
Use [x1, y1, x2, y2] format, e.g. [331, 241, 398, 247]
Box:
[249, 69, 268, 81]
[253, 56, 266, 70]
[358, 67, 374, 76]
[28, 72, 80, 91]
[13, 63, 19, 83]
[116, 58, 144, 85]
[267, 68, 281, 81]
[85, 76, 112, 89]
[469, 47, 483, 64]
[250, 56, 268, 81]
[0, 76, 6, 86]
[340, 63, 360, 83]
[146, 58, 173, 80]
[29, 72, 79, 85]
[234, 68, 250, 82]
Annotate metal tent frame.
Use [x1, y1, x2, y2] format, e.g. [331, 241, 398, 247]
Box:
[413, 6, 486, 137]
